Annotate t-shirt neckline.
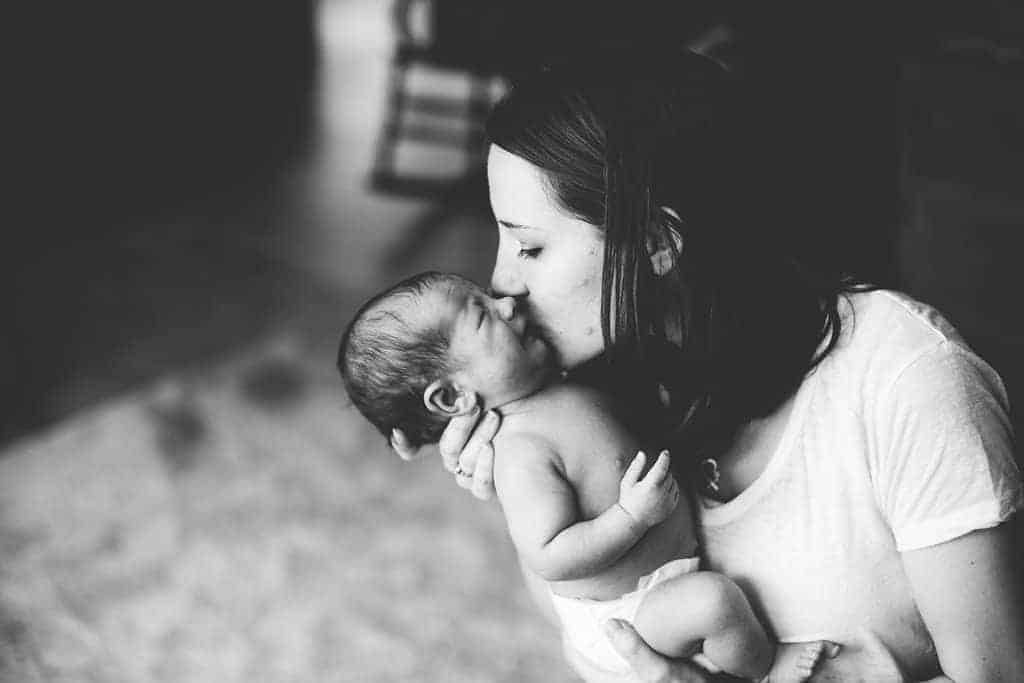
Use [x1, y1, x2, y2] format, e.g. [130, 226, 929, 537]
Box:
[698, 369, 818, 526]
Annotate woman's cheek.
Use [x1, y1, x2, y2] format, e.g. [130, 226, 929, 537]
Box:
[575, 273, 602, 340]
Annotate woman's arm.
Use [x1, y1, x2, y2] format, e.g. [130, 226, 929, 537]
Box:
[864, 338, 1024, 681]
[900, 518, 1024, 682]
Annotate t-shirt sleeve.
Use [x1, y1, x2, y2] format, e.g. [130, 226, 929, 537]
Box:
[870, 340, 1024, 552]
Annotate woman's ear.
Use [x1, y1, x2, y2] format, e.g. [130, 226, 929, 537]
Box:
[423, 380, 477, 417]
[649, 206, 685, 277]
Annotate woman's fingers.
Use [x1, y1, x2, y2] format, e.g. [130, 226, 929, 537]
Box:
[459, 410, 500, 468]
[604, 619, 709, 682]
[438, 405, 481, 472]
[438, 408, 499, 500]
[459, 411, 499, 495]
[470, 441, 496, 500]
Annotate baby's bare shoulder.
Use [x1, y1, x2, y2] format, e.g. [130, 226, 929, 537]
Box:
[535, 383, 620, 421]
[491, 430, 566, 491]
[523, 384, 640, 457]
[492, 429, 561, 468]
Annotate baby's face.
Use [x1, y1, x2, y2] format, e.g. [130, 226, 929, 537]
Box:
[432, 279, 554, 404]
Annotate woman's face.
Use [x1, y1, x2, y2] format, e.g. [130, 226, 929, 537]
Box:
[486, 145, 606, 370]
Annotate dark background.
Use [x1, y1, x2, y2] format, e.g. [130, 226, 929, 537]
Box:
[5, 0, 1023, 446]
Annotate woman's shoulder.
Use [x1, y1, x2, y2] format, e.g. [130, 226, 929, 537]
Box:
[816, 289, 1007, 412]
[847, 289, 964, 340]
[829, 289, 971, 374]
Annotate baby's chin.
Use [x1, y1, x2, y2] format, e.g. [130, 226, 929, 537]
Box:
[523, 328, 558, 368]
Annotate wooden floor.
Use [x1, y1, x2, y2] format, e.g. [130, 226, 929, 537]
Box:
[0, 336, 577, 683]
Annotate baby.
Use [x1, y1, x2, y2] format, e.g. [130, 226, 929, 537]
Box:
[338, 271, 830, 682]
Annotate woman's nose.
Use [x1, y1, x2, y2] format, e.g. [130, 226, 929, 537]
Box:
[490, 255, 526, 300]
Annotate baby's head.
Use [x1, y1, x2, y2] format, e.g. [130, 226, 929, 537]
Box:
[338, 271, 553, 448]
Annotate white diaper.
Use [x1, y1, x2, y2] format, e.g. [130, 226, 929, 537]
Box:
[551, 556, 716, 677]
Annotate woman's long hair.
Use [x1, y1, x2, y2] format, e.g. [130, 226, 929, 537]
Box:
[486, 48, 872, 453]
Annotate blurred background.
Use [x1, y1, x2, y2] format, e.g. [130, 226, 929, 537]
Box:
[2, 1, 1022, 681]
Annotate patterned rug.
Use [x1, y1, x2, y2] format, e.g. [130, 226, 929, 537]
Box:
[0, 335, 576, 682]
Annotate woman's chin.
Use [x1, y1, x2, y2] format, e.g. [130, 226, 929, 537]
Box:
[558, 348, 605, 373]
[526, 327, 603, 373]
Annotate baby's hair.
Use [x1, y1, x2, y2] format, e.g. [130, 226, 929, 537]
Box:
[338, 271, 468, 449]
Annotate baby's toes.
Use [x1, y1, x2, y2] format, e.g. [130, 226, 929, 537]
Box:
[797, 641, 827, 673]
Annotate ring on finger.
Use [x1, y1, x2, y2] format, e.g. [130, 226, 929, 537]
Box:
[454, 466, 470, 477]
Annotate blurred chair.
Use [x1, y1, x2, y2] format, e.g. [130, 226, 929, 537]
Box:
[370, 0, 511, 197]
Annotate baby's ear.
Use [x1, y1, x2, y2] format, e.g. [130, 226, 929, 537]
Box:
[649, 206, 685, 277]
[423, 381, 477, 417]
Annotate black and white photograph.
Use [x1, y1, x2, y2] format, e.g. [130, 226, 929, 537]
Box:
[3, 2, 1023, 681]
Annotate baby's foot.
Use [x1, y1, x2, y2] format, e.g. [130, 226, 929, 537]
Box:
[764, 640, 834, 683]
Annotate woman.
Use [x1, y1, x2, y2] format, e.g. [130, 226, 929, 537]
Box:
[392, 51, 1024, 682]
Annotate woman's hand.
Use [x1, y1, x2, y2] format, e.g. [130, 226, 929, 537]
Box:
[389, 406, 501, 500]
[604, 619, 738, 683]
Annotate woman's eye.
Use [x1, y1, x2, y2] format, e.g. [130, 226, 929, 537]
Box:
[517, 247, 541, 259]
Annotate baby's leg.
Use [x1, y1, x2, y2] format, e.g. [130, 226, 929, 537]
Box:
[632, 571, 774, 680]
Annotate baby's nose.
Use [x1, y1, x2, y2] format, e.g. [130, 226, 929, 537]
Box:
[494, 296, 517, 322]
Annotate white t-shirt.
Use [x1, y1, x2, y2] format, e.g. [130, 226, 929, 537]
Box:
[699, 290, 1023, 680]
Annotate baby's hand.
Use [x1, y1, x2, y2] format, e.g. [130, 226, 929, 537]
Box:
[618, 451, 680, 529]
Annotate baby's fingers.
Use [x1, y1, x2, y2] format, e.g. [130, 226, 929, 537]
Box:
[621, 451, 647, 488]
[641, 450, 672, 485]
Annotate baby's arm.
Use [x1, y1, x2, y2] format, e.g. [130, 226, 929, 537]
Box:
[493, 437, 677, 582]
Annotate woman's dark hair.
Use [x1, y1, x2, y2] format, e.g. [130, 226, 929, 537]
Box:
[486, 48, 872, 452]
[338, 271, 466, 449]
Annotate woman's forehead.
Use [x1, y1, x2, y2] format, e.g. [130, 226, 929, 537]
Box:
[487, 145, 605, 241]
[487, 147, 560, 221]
